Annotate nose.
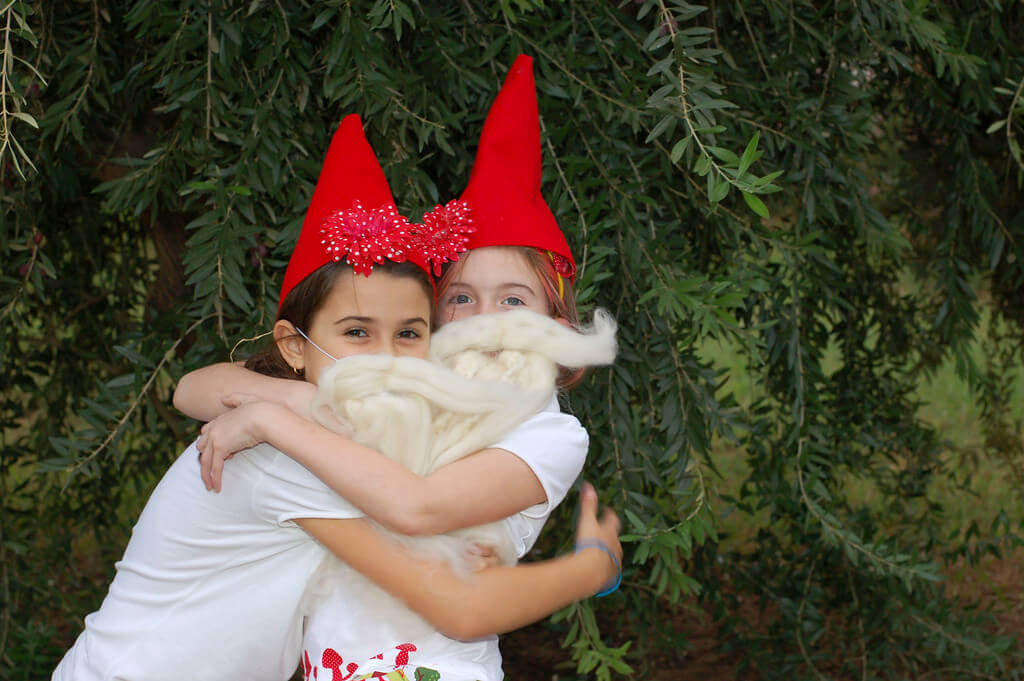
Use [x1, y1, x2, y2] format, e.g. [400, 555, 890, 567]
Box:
[362, 337, 391, 356]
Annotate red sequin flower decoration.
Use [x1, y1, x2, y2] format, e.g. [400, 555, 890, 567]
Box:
[549, 252, 576, 280]
[414, 199, 476, 276]
[320, 201, 412, 276]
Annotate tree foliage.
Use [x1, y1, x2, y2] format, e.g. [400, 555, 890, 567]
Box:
[2, 1, 1023, 678]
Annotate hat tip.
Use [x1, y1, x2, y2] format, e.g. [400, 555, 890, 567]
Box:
[512, 53, 533, 68]
[339, 113, 363, 130]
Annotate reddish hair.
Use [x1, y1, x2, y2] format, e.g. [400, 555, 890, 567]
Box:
[437, 246, 586, 390]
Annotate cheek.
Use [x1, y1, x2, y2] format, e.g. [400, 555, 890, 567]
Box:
[527, 298, 552, 316]
[303, 348, 335, 384]
[436, 302, 460, 324]
[443, 306, 472, 323]
[304, 359, 323, 385]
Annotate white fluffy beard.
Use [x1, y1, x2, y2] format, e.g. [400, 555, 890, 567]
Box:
[307, 309, 616, 638]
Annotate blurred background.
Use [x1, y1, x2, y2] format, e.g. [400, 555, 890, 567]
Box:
[2, 1, 1023, 678]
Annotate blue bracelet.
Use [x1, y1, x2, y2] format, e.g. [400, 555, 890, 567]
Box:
[574, 540, 622, 597]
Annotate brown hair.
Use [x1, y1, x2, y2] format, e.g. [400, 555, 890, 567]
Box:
[436, 246, 587, 390]
[245, 260, 434, 380]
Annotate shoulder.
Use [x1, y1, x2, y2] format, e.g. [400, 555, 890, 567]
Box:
[490, 396, 589, 484]
[246, 443, 332, 495]
[502, 395, 588, 446]
[246, 444, 363, 524]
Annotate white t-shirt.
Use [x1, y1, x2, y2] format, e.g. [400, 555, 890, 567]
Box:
[52, 441, 361, 681]
[300, 397, 588, 681]
[496, 395, 589, 557]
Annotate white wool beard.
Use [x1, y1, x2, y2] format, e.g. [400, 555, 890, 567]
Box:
[308, 309, 617, 638]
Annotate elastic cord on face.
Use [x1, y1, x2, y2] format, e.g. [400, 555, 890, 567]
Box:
[546, 251, 565, 300]
[293, 326, 339, 362]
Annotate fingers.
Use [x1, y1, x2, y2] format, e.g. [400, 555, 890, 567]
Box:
[465, 544, 500, 571]
[209, 453, 225, 493]
[572, 483, 624, 596]
[575, 481, 600, 538]
[578, 483, 619, 534]
[200, 450, 213, 491]
[196, 431, 211, 491]
[199, 439, 217, 492]
[197, 431, 224, 493]
[578, 481, 598, 515]
[600, 508, 620, 533]
[202, 449, 225, 492]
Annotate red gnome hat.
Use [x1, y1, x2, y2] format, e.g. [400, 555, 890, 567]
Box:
[278, 114, 399, 311]
[459, 54, 577, 281]
[278, 115, 472, 313]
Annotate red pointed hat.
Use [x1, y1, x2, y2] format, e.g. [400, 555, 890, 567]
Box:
[279, 115, 473, 313]
[459, 54, 577, 281]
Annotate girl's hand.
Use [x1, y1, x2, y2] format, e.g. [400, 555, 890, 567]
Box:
[465, 544, 501, 571]
[197, 400, 274, 492]
[221, 380, 314, 421]
[222, 380, 316, 421]
[574, 482, 623, 594]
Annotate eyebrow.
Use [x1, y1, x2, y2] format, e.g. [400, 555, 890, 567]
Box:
[448, 282, 536, 294]
[333, 316, 429, 326]
[499, 283, 537, 295]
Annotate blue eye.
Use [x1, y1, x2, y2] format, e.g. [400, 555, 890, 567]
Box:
[449, 293, 472, 305]
[502, 296, 525, 306]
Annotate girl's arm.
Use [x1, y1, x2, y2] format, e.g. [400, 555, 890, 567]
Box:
[198, 399, 548, 535]
[173, 362, 315, 422]
[295, 483, 621, 640]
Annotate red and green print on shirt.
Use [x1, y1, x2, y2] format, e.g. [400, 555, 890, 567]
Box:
[302, 644, 475, 681]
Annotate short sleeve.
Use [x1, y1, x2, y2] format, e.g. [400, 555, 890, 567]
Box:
[246, 444, 364, 526]
[490, 397, 589, 519]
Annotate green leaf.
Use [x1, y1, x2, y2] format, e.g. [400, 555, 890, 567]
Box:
[10, 111, 38, 128]
[737, 131, 760, 177]
[670, 136, 690, 163]
[742, 191, 769, 217]
[694, 154, 712, 176]
[986, 119, 1007, 134]
[706, 146, 739, 164]
[645, 115, 674, 143]
[710, 176, 729, 202]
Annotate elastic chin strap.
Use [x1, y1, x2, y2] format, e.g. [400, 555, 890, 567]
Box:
[547, 251, 565, 299]
[293, 326, 339, 362]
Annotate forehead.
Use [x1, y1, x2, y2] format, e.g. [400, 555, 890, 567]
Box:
[317, 269, 432, 319]
[447, 247, 540, 288]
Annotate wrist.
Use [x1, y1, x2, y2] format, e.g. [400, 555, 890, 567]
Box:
[287, 381, 316, 416]
[574, 540, 621, 597]
[253, 402, 289, 443]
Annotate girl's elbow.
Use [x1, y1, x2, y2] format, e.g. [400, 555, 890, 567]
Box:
[171, 383, 190, 413]
[434, 609, 490, 641]
[172, 379, 207, 420]
[382, 500, 443, 536]
[384, 511, 434, 536]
